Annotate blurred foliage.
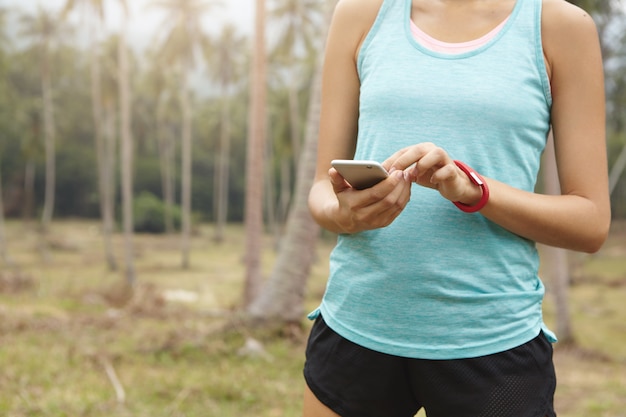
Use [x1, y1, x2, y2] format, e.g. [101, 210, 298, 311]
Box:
[0, 0, 624, 224]
[133, 190, 181, 233]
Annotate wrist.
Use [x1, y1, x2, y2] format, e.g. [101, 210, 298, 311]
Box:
[325, 200, 356, 234]
[458, 181, 483, 206]
[452, 160, 490, 213]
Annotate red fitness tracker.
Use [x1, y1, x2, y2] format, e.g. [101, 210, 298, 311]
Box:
[453, 160, 490, 213]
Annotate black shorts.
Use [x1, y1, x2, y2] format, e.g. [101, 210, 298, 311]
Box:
[304, 315, 556, 417]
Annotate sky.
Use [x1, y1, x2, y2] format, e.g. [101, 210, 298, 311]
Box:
[0, 0, 254, 49]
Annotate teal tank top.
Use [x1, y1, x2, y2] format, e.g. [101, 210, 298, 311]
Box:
[312, 0, 556, 359]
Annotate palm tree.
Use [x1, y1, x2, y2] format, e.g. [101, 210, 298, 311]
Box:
[261, 0, 323, 239]
[151, 0, 221, 269]
[100, 34, 122, 272]
[248, 0, 333, 322]
[20, 107, 41, 225]
[143, 48, 178, 234]
[243, 0, 268, 307]
[19, 7, 69, 237]
[117, 7, 135, 286]
[0, 7, 9, 264]
[204, 24, 246, 243]
[269, 0, 323, 160]
[62, 0, 118, 271]
[0, 164, 6, 264]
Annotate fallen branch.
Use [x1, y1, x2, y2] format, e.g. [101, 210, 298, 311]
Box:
[100, 357, 126, 404]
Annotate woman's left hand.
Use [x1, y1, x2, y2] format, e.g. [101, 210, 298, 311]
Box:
[383, 142, 482, 206]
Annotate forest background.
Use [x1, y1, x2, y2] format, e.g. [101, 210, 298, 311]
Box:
[0, 0, 626, 416]
[0, 0, 625, 247]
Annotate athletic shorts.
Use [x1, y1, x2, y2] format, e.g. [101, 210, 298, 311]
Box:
[304, 315, 557, 417]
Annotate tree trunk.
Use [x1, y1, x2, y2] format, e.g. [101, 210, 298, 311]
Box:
[102, 98, 118, 270]
[0, 163, 7, 264]
[180, 72, 193, 269]
[40, 50, 56, 235]
[156, 94, 175, 234]
[22, 160, 35, 224]
[279, 156, 291, 225]
[247, 9, 328, 323]
[288, 80, 301, 162]
[94, 36, 118, 271]
[165, 126, 176, 233]
[609, 143, 626, 195]
[243, 0, 268, 307]
[265, 131, 278, 244]
[543, 132, 574, 344]
[118, 24, 135, 286]
[214, 94, 231, 243]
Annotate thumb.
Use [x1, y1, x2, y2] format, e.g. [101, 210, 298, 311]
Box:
[329, 168, 351, 193]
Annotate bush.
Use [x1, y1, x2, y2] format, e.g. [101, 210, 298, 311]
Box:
[133, 191, 181, 234]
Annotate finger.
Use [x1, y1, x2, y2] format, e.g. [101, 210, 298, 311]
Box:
[355, 172, 411, 225]
[329, 168, 350, 193]
[382, 148, 410, 172]
[386, 143, 436, 172]
[414, 146, 452, 176]
[429, 162, 457, 185]
[360, 169, 406, 206]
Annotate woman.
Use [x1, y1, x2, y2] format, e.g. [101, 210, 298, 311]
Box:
[304, 0, 610, 416]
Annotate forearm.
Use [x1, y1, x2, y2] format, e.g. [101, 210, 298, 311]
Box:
[480, 178, 610, 253]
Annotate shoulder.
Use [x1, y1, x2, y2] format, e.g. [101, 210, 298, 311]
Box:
[334, 0, 384, 23]
[542, 0, 598, 30]
[541, 0, 600, 53]
[328, 0, 385, 59]
[331, 0, 385, 41]
[541, 0, 602, 74]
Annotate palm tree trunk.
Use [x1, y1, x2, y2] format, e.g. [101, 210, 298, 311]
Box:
[0, 163, 8, 264]
[214, 94, 231, 243]
[243, 0, 268, 307]
[279, 156, 291, 224]
[91, 39, 117, 271]
[288, 79, 301, 162]
[248, 0, 334, 322]
[165, 128, 176, 232]
[22, 160, 35, 224]
[92, 32, 117, 271]
[180, 72, 193, 269]
[40, 52, 56, 234]
[248, 45, 324, 322]
[103, 99, 118, 270]
[156, 94, 174, 234]
[609, 143, 626, 195]
[265, 130, 278, 244]
[119, 23, 135, 286]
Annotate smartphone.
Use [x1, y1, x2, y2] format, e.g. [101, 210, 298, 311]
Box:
[331, 159, 389, 190]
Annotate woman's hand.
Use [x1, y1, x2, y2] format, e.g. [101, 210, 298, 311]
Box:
[383, 143, 482, 206]
[328, 167, 412, 234]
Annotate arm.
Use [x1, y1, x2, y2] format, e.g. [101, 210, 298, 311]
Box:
[308, 0, 412, 234]
[484, 1, 610, 253]
[385, 1, 610, 253]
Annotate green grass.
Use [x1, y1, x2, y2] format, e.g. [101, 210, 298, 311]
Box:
[0, 220, 625, 416]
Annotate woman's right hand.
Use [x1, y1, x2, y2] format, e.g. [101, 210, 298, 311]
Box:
[328, 167, 411, 234]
